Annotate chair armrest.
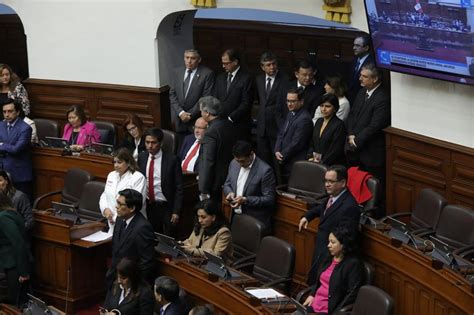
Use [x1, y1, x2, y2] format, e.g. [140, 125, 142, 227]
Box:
[417, 230, 435, 238]
[336, 304, 354, 314]
[389, 212, 412, 219]
[233, 261, 255, 271]
[276, 184, 288, 191]
[231, 254, 256, 267]
[453, 245, 474, 257]
[412, 227, 432, 236]
[33, 190, 62, 209]
[260, 277, 292, 289]
[295, 285, 316, 303]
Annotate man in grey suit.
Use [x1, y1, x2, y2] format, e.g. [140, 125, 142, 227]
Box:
[169, 49, 215, 144]
[223, 141, 276, 235]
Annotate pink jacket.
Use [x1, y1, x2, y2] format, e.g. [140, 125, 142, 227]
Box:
[62, 121, 101, 146]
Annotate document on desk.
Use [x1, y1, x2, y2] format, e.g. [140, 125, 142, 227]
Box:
[245, 288, 285, 299]
[81, 231, 112, 242]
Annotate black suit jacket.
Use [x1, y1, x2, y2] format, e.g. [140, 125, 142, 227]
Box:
[162, 302, 186, 315]
[256, 71, 289, 139]
[103, 283, 155, 315]
[346, 86, 390, 168]
[277, 81, 324, 124]
[347, 54, 375, 104]
[107, 214, 156, 287]
[310, 116, 347, 166]
[303, 190, 360, 284]
[117, 135, 146, 156]
[213, 68, 254, 131]
[178, 134, 200, 172]
[312, 256, 364, 314]
[138, 151, 184, 215]
[198, 118, 237, 197]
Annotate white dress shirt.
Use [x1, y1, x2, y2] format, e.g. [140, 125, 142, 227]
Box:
[181, 139, 200, 172]
[234, 155, 255, 214]
[146, 149, 167, 202]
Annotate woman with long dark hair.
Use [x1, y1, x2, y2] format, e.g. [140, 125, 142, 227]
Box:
[118, 114, 146, 161]
[180, 200, 233, 263]
[0, 64, 30, 116]
[0, 170, 33, 232]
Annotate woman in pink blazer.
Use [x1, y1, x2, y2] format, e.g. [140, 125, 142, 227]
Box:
[62, 105, 101, 151]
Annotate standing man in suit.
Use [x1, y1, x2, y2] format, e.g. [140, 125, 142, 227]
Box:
[169, 49, 214, 145]
[255, 51, 288, 168]
[274, 88, 313, 182]
[223, 141, 276, 235]
[346, 63, 390, 216]
[347, 35, 375, 104]
[138, 128, 183, 235]
[198, 96, 236, 203]
[154, 276, 186, 315]
[106, 189, 156, 289]
[0, 99, 32, 199]
[298, 165, 360, 285]
[178, 117, 208, 173]
[213, 48, 253, 141]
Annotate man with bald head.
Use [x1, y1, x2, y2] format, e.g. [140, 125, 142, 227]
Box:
[179, 117, 208, 173]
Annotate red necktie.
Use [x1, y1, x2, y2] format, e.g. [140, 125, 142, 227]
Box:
[182, 142, 200, 172]
[148, 155, 155, 202]
[324, 197, 333, 216]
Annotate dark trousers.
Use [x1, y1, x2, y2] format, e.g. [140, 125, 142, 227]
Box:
[5, 267, 28, 306]
[256, 135, 278, 169]
[146, 201, 174, 236]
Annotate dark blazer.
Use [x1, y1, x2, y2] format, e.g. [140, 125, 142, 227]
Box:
[312, 256, 364, 314]
[11, 190, 34, 232]
[213, 68, 254, 137]
[169, 65, 215, 133]
[347, 54, 375, 104]
[256, 71, 289, 139]
[107, 214, 156, 287]
[117, 135, 146, 156]
[178, 134, 200, 172]
[274, 109, 313, 170]
[309, 116, 347, 166]
[222, 156, 276, 234]
[138, 151, 184, 215]
[0, 210, 31, 275]
[161, 301, 187, 315]
[0, 118, 32, 183]
[277, 81, 324, 124]
[103, 283, 155, 315]
[303, 190, 360, 284]
[346, 86, 390, 168]
[198, 118, 237, 197]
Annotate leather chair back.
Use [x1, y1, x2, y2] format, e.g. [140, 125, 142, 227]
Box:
[231, 214, 265, 261]
[363, 261, 375, 285]
[252, 236, 295, 293]
[287, 161, 327, 199]
[362, 176, 380, 213]
[77, 181, 106, 221]
[62, 168, 94, 205]
[162, 129, 178, 154]
[351, 285, 393, 315]
[435, 204, 474, 249]
[34, 118, 59, 139]
[92, 120, 117, 145]
[410, 188, 447, 230]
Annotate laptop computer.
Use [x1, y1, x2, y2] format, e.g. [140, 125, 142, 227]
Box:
[86, 142, 114, 155]
[26, 293, 60, 315]
[204, 250, 242, 280]
[51, 201, 86, 224]
[155, 232, 187, 258]
[386, 216, 412, 244]
[44, 136, 68, 149]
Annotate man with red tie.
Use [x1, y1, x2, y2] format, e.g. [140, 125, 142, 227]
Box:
[298, 165, 360, 285]
[138, 128, 183, 235]
[178, 117, 208, 173]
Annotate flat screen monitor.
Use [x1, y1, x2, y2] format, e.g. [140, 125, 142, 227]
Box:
[363, 0, 474, 85]
[44, 136, 68, 148]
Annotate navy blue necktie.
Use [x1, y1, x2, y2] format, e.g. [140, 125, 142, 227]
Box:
[7, 123, 12, 135]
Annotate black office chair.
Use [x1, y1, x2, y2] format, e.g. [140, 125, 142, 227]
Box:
[77, 181, 106, 221]
[361, 176, 380, 214]
[339, 285, 394, 315]
[230, 214, 265, 264]
[33, 168, 94, 209]
[92, 120, 117, 145]
[162, 129, 178, 154]
[34, 118, 60, 139]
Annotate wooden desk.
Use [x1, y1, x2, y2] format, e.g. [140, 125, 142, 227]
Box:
[32, 211, 110, 314]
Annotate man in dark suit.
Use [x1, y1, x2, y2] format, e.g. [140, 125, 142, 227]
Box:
[106, 189, 156, 289]
[277, 60, 324, 123]
[178, 117, 208, 173]
[255, 51, 289, 168]
[198, 96, 237, 203]
[138, 128, 183, 235]
[347, 63, 390, 216]
[169, 49, 214, 144]
[0, 99, 32, 198]
[213, 48, 253, 141]
[347, 35, 375, 104]
[274, 88, 313, 182]
[154, 276, 187, 315]
[223, 141, 276, 235]
[298, 165, 360, 285]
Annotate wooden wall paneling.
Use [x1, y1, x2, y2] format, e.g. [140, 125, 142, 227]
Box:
[403, 281, 417, 315]
[419, 289, 432, 315]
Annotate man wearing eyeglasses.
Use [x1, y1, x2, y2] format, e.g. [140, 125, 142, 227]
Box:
[178, 117, 208, 173]
[298, 165, 360, 285]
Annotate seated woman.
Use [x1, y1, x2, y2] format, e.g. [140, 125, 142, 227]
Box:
[309, 94, 347, 166]
[118, 114, 146, 161]
[313, 74, 350, 123]
[181, 200, 233, 264]
[0, 191, 31, 307]
[99, 148, 146, 233]
[0, 170, 34, 233]
[303, 223, 363, 314]
[0, 64, 30, 116]
[62, 105, 101, 151]
[103, 257, 154, 315]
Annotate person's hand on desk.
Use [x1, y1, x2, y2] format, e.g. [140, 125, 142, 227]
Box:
[70, 144, 84, 152]
[298, 217, 308, 231]
[303, 294, 314, 307]
[104, 208, 115, 224]
[170, 214, 179, 225]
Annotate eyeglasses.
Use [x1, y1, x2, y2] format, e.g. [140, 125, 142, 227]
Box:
[127, 126, 138, 132]
[324, 179, 341, 185]
[287, 99, 299, 104]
